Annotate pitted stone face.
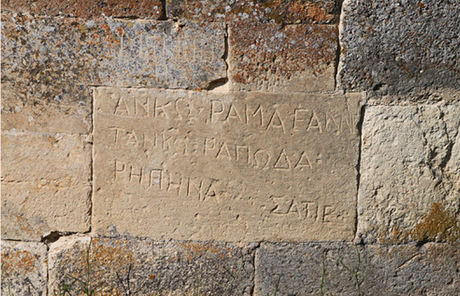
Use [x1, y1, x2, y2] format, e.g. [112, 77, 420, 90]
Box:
[93, 87, 361, 241]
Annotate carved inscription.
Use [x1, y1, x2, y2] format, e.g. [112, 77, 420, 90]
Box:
[93, 88, 360, 241]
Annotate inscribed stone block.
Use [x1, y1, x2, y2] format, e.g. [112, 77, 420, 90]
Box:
[93, 87, 361, 241]
[1, 241, 47, 296]
[1, 131, 91, 240]
[1, 11, 225, 133]
[339, 0, 460, 94]
[255, 242, 460, 295]
[48, 236, 255, 295]
[358, 105, 460, 243]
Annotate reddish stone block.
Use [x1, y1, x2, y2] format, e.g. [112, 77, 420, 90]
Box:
[167, 0, 338, 24]
[2, 0, 164, 19]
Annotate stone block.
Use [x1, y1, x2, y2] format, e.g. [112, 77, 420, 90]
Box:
[1, 241, 47, 296]
[1, 131, 91, 240]
[1, 11, 225, 133]
[229, 22, 337, 93]
[339, 0, 460, 95]
[358, 105, 460, 243]
[48, 236, 255, 295]
[167, 0, 339, 24]
[2, 0, 163, 19]
[255, 242, 460, 295]
[92, 87, 361, 241]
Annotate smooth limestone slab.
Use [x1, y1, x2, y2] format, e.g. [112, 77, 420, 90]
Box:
[1, 240, 48, 296]
[49, 236, 255, 295]
[358, 104, 460, 243]
[1, 131, 91, 241]
[93, 88, 361, 241]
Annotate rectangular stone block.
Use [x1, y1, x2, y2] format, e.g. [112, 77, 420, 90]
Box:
[49, 236, 254, 295]
[255, 242, 460, 295]
[3, 0, 163, 19]
[93, 87, 361, 241]
[1, 241, 47, 296]
[167, 0, 339, 24]
[1, 131, 91, 240]
[229, 22, 337, 93]
[1, 11, 225, 133]
[358, 105, 460, 243]
[339, 0, 460, 94]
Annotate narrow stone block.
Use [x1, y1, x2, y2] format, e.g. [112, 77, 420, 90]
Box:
[93, 88, 361, 241]
[1, 12, 225, 133]
[358, 105, 460, 243]
[2, 0, 163, 19]
[48, 236, 255, 295]
[1, 241, 47, 296]
[255, 242, 460, 295]
[229, 22, 337, 93]
[167, 0, 339, 24]
[339, 0, 460, 94]
[1, 131, 91, 240]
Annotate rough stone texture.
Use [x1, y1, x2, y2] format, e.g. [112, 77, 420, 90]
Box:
[358, 104, 460, 244]
[167, 0, 339, 24]
[229, 22, 337, 93]
[1, 11, 225, 133]
[1, 131, 91, 241]
[2, 0, 163, 19]
[255, 242, 460, 295]
[48, 236, 255, 295]
[1, 241, 48, 296]
[339, 0, 460, 95]
[92, 88, 360, 241]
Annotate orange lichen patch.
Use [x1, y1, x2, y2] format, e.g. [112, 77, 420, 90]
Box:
[1, 249, 38, 275]
[230, 22, 336, 84]
[167, 0, 338, 24]
[180, 242, 233, 260]
[2, 0, 163, 19]
[411, 203, 460, 243]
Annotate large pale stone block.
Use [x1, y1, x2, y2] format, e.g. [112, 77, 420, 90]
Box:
[1, 241, 47, 296]
[339, 0, 460, 94]
[48, 236, 254, 295]
[1, 131, 91, 240]
[93, 87, 361, 241]
[255, 242, 460, 295]
[1, 11, 225, 133]
[358, 105, 460, 243]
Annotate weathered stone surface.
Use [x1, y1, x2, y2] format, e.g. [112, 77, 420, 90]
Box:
[3, 0, 163, 19]
[358, 105, 460, 244]
[49, 236, 255, 295]
[1, 11, 225, 132]
[1, 241, 47, 296]
[167, 0, 339, 24]
[93, 87, 360, 241]
[339, 0, 460, 94]
[255, 242, 460, 295]
[1, 131, 91, 240]
[229, 22, 337, 93]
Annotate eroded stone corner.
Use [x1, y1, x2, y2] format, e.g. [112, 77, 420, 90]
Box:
[1, 240, 48, 296]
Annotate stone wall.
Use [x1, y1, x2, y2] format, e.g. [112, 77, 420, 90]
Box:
[2, 0, 459, 295]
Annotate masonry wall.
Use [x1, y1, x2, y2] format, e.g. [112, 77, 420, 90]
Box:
[2, 1, 460, 295]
